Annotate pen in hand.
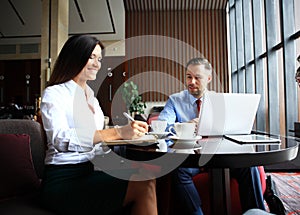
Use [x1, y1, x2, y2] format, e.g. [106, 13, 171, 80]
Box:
[123, 112, 150, 134]
[123, 112, 135, 122]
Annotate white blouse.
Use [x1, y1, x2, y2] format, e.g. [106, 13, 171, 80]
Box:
[41, 80, 109, 165]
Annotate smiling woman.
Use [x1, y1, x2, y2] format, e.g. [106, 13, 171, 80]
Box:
[72, 45, 102, 88]
[40, 34, 157, 215]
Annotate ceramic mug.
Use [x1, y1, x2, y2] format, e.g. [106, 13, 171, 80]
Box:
[168, 122, 196, 139]
[104, 116, 110, 129]
[151, 120, 167, 133]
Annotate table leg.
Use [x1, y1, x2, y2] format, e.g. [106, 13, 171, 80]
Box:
[209, 168, 231, 215]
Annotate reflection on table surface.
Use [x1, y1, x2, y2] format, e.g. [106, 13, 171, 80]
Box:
[154, 136, 299, 155]
[123, 135, 299, 168]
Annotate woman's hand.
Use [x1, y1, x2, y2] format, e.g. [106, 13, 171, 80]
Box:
[116, 120, 149, 140]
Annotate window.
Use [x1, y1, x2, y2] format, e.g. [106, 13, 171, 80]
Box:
[228, 0, 300, 142]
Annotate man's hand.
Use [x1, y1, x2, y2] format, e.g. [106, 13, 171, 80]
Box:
[187, 118, 199, 124]
[187, 118, 199, 134]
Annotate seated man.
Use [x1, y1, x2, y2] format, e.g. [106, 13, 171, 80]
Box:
[158, 57, 265, 215]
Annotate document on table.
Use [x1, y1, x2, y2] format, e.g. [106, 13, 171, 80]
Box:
[104, 134, 157, 145]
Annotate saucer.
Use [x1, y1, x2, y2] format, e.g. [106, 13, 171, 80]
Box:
[148, 132, 170, 139]
[170, 135, 202, 149]
[169, 135, 202, 142]
[172, 142, 202, 150]
[173, 145, 202, 152]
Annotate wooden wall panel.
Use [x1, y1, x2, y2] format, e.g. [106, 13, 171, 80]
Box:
[125, 9, 228, 101]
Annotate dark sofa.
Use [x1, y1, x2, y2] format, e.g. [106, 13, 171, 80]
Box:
[0, 119, 55, 215]
[0, 119, 171, 215]
[0, 118, 169, 215]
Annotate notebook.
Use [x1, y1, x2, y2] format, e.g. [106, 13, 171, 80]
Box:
[104, 134, 157, 146]
[196, 92, 261, 136]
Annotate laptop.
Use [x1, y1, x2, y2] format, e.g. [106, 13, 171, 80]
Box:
[196, 92, 261, 136]
[196, 92, 281, 144]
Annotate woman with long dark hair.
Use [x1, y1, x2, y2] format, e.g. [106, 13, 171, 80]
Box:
[40, 34, 157, 215]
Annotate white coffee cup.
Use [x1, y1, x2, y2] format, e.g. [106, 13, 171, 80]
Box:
[151, 120, 167, 133]
[169, 122, 196, 139]
[104, 116, 110, 129]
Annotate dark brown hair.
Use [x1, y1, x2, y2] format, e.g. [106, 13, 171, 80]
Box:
[47, 35, 105, 87]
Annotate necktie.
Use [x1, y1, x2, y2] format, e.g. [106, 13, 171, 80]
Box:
[196, 99, 202, 116]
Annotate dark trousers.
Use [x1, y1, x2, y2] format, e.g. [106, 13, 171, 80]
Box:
[172, 166, 265, 215]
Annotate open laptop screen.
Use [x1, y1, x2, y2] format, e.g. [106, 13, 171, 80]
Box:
[196, 92, 261, 136]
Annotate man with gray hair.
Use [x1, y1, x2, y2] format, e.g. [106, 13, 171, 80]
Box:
[159, 57, 265, 214]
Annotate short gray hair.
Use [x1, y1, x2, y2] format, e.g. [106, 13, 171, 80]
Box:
[186, 57, 212, 72]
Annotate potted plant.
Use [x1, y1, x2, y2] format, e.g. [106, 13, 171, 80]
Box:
[121, 81, 147, 117]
